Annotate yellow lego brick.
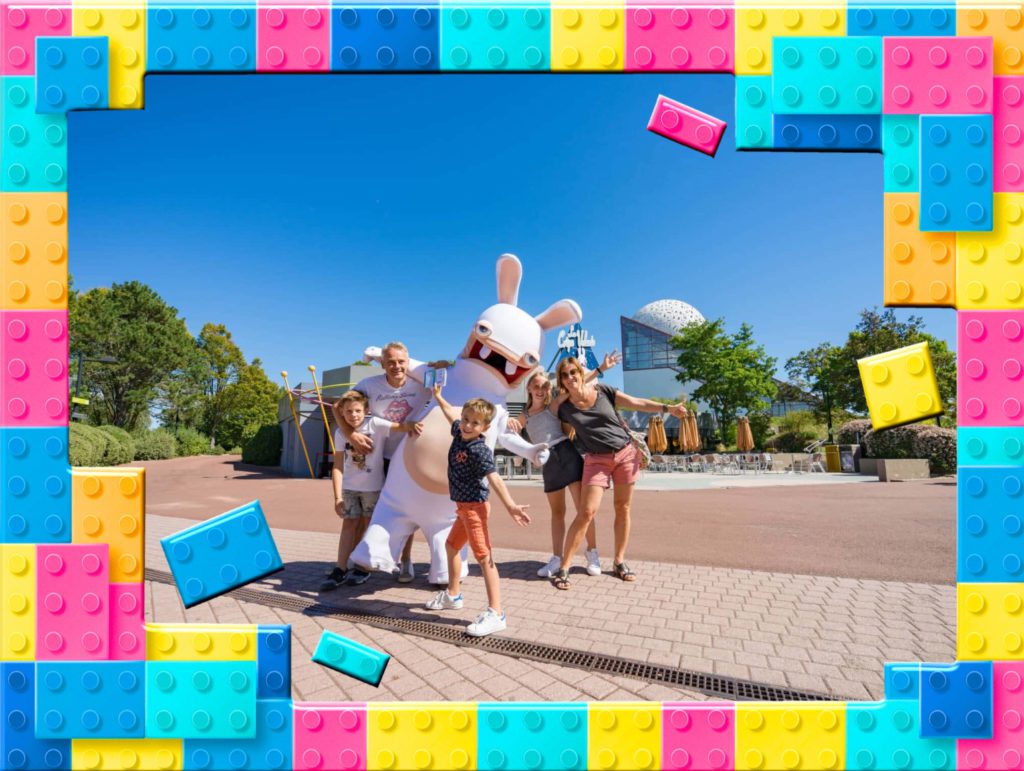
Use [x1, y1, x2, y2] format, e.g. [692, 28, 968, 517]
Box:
[857, 342, 943, 429]
[958, 2, 1024, 75]
[72, 1, 145, 109]
[145, 623, 258, 661]
[588, 702, 661, 770]
[883, 193, 956, 307]
[958, 583, 1024, 660]
[72, 739, 183, 770]
[958, 192, 1024, 309]
[1, 544, 35, 660]
[72, 468, 145, 582]
[1, 192, 68, 310]
[367, 703, 476, 770]
[551, 2, 625, 71]
[735, 1, 845, 75]
[736, 703, 846, 770]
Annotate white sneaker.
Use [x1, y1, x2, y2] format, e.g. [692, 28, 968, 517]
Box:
[537, 555, 561, 578]
[397, 560, 415, 583]
[425, 590, 463, 610]
[466, 608, 507, 637]
[585, 548, 602, 577]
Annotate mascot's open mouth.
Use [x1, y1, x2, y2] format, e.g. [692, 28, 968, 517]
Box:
[469, 339, 532, 385]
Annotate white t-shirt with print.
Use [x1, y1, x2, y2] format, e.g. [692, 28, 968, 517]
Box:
[334, 416, 392, 492]
[355, 374, 429, 459]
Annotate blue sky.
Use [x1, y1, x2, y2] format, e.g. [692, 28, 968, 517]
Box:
[69, 72, 955, 390]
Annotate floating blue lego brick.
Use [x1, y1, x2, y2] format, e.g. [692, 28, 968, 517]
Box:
[312, 630, 389, 687]
[161, 499, 283, 608]
[1, 427, 70, 543]
[959, 428, 1024, 467]
[34, 37, 108, 115]
[1, 663, 70, 771]
[35, 661, 145, 740]
[772, 36, 882, 115]
[920, 662, 993, 739]
[884, 114, 919, 192]
[440, 5, 549, 71]
[847, 700, 955, 770]
[1, 76, 67, 192]
[736, 75, 773, 150]
[257, 624, 291, 699]
[184, 698, 292, 770]
[884, 662, 920, 700]
[919, 115, 993, 232]
[147, 6, 256, 71]
[478, 703, 587, 770]
[146, 660, 258, 739]
[774, 114, 881, 151]
[331, 5, 439, 71]
[847, 3, 954, 36]
[957, 466, 1024, 581]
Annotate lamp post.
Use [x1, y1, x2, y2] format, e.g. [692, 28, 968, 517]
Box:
[71, 353, 117, 420]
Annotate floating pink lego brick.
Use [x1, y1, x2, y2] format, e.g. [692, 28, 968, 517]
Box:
[36, 543, 110, 660]
[109, 582, 145, 660]
[257, 4, 331, 72]
[626, 2, 734, 73]
[959, 662, 1024, 769]
[647, 94, 726, 156]
[663, 702, 735, 770]
[293, 702, 367, 770]
[883, 36, 993, 114]
[996, 76, 1024, 192]
[1, 2, 71, 75]
[959, 311, 1024, 426]
[1, 310, 68, 427]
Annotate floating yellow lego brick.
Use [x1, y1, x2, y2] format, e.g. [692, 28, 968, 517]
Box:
[146, 623, 258, 661]
[1, 544, 35, 660]
[958, 2, 1024, 75]
[958, 193, 1024, 309]
[883, 193, 956, 307]
[736, 702, 846, 770]
[857, 342, 943, 430]
[72, 1, 145, 109]
[588, 702, 661, 770]
[551, 1, 624, 71]
[72, 739, 183, 770]
[72, 468, 145, 582]
[367, 703, 476, 770]
[734, 1, 845, 76]
[958, 583, 1024, 660]
[2, 192, 68, 310]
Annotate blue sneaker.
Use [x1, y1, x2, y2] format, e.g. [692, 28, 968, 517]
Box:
[425, 590, 463, 610]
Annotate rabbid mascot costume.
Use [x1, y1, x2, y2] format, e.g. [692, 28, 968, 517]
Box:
[350, 254, 583, 584]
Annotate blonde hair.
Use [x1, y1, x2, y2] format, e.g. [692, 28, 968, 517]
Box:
[556, 357, 586, 388]
[337, 390, 369, 410]
[525, 369, 553, 411]
[382, 341, 408, 359]
[462, 398, 496, 425]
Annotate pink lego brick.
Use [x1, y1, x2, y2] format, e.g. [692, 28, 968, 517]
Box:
[959, 311, 1024, 426]
[257, 5, 331, 71]
[647, 94, 726, 156]
[1, 310, 68, 427]
[625, 2, 733, 73]
[996, 76, 1024, 192]
[663, 702, 735, 770]
[36, 543, 110, 660]
[109, 582, 145, 660]
[959, 662, 1024, 769]
[293, 702, 367, 771]
[883, 36, 994, 114]
[1, 3, 71, 75]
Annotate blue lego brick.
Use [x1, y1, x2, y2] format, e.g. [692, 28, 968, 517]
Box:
[1, 427, 70, 543]
[312, 630, 390, 687]
[920, 662, 993, 739]
[160, 499, 283, 608]
[1, 76, 67, 192]
[147, 6, 256, 71]
[35, 661, 145, 739]
[883, 114, 919, 192]
[1, 663, 70, 771]
[331, 5, 439, 71]
[959, 428, 1024, 467]
[440, 5, 549, 71]
[736, 75, 773, 150]
[184, 698, 292, 770]
[884, 662, 920, 700]
[774, 114, 882, 151]
[957, 466, 1024, 581]
[847, 4, 955, 36]
[257, 624, 291, 699]
[146, 660, 258, 739]
[478, 703, 588, 770]
[34, 37, 108, 115]
[919, 114, 993, 232]
[772, 36, 883, 115]
[847, 700, 955, 770]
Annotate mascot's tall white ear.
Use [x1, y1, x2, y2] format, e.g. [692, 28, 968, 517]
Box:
[535, 299, 583, 331]
[496, 254, 523, 306]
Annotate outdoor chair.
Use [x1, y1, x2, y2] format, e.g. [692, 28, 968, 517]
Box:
[650, 455, 670, 472]
[760, 453, 774, 472]
[510, 456, 531, 480]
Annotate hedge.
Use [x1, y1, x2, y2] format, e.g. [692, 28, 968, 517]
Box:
[97, 425, 135, 463]
[242, 424, 282, 466]
[69, 423, 107, 466]
[839, 419, 956, 475]
[174, 426, 211, 457]
[133, 429, 178, 461]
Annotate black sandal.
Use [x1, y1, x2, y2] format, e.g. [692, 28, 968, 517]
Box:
[552, 569, 571, 590]
[613, 562, 637, 582]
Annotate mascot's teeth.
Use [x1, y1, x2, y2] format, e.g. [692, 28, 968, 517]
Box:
[479, 345, 491, 359]
[505, 360, 518, 377]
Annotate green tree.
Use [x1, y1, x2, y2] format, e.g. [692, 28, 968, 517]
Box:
[216, 359, 282, 451]
[784, 342, 843, 441]
[196, 323, 246, 447]
[155, 341, 208, 431]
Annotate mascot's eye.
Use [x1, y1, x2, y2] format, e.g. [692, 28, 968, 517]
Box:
[522, 353, 539, 367]
[476, 323, 492, 337]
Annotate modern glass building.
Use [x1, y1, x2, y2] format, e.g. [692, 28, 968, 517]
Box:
[620, 299, 706, 401]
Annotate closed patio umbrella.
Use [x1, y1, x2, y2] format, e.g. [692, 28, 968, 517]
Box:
[736, 416, 755, 452]
[647, 415, 668, 454]
[687, 411, 701, 452]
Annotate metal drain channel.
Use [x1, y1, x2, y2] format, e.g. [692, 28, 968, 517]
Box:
[146, 567, 831, 702]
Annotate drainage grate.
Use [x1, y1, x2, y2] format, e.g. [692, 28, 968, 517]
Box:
[146, 567, 831, 702]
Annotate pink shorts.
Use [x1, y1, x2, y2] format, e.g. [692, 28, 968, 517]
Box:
[582, 443, 640, 489]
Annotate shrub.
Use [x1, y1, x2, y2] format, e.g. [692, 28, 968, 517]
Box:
[836, 419, 872, 446]
[97, 425, 136, 461]
[134, 429, 178, 461]
[69, 423, 106, 466]
[96, 425, 134, 465]
[174, 427, 211, 457]
[242, 424, 282, 466]
[766, 431, 816, 453]
[912, 426, 957, 475]
[228, 446, 243, 455]
[865, 424, 917, 460]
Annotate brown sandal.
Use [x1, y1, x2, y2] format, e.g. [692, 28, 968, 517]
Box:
[613, 562, 637, 582]
[552, 569, 571, 590]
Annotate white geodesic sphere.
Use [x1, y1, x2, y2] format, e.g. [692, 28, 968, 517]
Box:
[632, 299, 706, 335]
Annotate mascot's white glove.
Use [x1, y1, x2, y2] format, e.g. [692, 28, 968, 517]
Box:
[532, 443, 550, 467]
[364, 346, 383, 362]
